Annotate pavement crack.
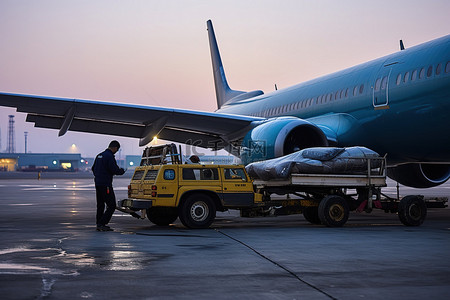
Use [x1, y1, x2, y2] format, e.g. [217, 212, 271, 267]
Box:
[215, 229, 338, 300]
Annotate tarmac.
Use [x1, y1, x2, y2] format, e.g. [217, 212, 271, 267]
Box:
[0, 175, 449, 299]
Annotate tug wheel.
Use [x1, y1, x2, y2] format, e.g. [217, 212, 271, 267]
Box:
[179, 193, 216, 229]
[398, 195, 427, 226]
[318, 195, 349, 227]
[303, 206, 321, 224]
[147, 207, 178, 226]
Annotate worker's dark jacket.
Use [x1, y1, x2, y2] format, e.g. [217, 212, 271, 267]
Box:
[92, 149, 125, 187]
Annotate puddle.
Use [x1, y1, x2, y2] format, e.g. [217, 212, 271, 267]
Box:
[0, 262, 79, 276]
[1, 241, 169, 275]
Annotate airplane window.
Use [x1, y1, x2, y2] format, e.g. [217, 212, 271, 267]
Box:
[411, 70, 417, 81]
[419, 67, 425, 79]
[375, 78, 381, 91]
[403, 72, 409, 83]
[353, 86, 358, 96]
[427, 66, 433, 77]
[396, 74, 401, 85]
[381, 77, 388, 90]
[345, 88, 349, 98]
[340, 89, 344, 98]
[436, 63, 442, 75]
[335, 91, 339, 100]
[446, 61, 450, 73]
[359, 84, 364, 94]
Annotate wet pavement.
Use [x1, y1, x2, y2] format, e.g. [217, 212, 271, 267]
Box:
[0, 177, 449, 299]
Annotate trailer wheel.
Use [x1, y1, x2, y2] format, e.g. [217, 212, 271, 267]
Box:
[398, 195, 427, 226]
[318, 195, 349, 227]
[147, 207, 178, 226]
[179, 194, 216, 229]
[303, 207, 321, 224]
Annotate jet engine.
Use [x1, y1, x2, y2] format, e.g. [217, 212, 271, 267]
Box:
[240, 117, 328, 164]
[387, 163, 450, 188]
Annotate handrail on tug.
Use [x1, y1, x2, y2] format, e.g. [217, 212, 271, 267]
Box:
[140, 143, 182, 166]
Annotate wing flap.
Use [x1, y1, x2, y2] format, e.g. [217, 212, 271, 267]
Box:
[27, 114, 145, 138]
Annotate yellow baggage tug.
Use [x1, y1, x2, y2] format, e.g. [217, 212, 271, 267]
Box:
[118, 144, 440, 228]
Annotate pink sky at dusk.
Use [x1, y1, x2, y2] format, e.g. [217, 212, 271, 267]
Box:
[0, 0, 449, 157]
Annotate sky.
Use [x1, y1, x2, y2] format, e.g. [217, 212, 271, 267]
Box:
[0, 0, 449, 157]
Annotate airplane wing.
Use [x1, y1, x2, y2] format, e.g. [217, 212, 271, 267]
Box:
[0, 92, 264, 147]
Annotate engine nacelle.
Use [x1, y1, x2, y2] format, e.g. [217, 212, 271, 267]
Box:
[387, 163, 450, 188]
[241, 117, 328, 165]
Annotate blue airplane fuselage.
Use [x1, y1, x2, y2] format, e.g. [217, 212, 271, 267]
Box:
[216, 35, 450, 165]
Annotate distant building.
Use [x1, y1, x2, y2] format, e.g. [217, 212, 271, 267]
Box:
[0, 153, 83, 172]
[126, 155, 141, 169]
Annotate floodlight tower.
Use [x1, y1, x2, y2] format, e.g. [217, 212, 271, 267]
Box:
[24, 131, 28, 154]
[7, 115, 16, 153]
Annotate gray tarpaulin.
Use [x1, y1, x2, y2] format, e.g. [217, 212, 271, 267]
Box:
[245, 147, 381, 180]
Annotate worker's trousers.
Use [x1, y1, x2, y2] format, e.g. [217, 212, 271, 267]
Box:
[95, 185, 116, 226]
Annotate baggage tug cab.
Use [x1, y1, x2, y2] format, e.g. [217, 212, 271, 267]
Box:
[118, 144, 262, 228]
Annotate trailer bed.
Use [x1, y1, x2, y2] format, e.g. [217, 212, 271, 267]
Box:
[254, 173, 386, 188]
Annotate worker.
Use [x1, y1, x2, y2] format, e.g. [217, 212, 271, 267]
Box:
[92, 140, 125, 231]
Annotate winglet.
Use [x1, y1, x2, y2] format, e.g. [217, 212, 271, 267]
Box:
[400, 39, 405, 51]
[207, 20, 247, 109]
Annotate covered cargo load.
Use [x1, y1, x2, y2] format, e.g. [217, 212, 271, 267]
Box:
[245, 147, 381, 180]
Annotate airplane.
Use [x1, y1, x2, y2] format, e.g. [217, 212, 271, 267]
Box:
[0, 20, 449, 188]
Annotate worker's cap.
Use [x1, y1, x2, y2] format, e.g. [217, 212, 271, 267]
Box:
[109, 140, 121, 149]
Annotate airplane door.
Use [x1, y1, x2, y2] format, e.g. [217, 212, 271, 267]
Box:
[372, 68, 392, 108]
